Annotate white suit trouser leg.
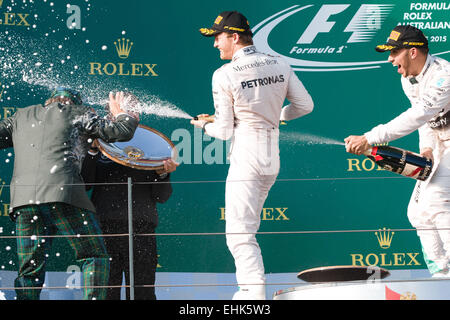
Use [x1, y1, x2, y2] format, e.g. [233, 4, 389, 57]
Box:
[225, 127, 280, 299]
[408, 146, 450, 274]
[225, 172, 276, 298]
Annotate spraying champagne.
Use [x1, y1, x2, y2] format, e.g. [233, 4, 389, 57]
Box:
[362, 145, 433, 181]
[193, 115, 289, 126]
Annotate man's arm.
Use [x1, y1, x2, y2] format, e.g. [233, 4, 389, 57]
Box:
[346, 72, 450, 155]
[344, 135, 371, 155]
[280, 68, 314, 121]
[131, 159, 177, 203]
[81, 92, 139, 142]
[0, 116, 14, 150]
[365, 73, 450, 145]
[154, 158, 178, 202]
[191, 69, 234, 140]
[151, 173, 173, 204]
[418, 123, 436, 161]
[81, 145, 100, 191]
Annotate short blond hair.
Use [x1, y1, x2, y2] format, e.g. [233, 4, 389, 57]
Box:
[238, 33, 253, 46]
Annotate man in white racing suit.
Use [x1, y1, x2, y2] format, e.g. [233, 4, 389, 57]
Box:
[192, 11, 314, 299]
[345, 25, 450, 277]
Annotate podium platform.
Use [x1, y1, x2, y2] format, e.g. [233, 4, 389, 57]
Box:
[274, 278, 450, 300]
[273, 266, 450, 300]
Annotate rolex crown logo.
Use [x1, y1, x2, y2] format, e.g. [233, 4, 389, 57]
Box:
[375, 227, 394, 249]
[114, 38, 133, 59]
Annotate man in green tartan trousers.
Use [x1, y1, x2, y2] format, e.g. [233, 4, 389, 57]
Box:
[0, 88, 138, 300]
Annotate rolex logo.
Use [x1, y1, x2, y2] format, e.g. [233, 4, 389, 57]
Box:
[114, 38, 133, 59]
[351, 227, 420, 267]
[0, 0, 31, 27]
[89, 35, 158, 77]
[375, 228, 394, 249]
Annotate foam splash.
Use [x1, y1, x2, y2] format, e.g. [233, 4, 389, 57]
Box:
[115, 94, 192, 120]
[0, 31, 192, 120]
[280, 131, 344, 146]
[0, 3, 195, 121]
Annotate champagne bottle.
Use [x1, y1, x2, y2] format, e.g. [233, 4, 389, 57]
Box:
[193, 115, 215, 123]
[363, 145, 433, 181]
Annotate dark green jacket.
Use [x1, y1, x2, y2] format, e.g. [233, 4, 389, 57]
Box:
[0, 102, 138, 215]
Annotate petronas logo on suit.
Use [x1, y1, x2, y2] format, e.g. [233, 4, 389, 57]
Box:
[89, 36, 158, 77]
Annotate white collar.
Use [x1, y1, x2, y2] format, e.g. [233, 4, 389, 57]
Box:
[409, 54, 434, 84]
[232, 45, 257, 61]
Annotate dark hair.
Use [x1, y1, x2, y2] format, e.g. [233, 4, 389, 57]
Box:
[416, 47, 429, 55]
[44, 96, 74, 106]
[48, 87, 83, 105]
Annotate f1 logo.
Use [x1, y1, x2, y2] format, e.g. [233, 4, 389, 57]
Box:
[297, 4, 389, 44]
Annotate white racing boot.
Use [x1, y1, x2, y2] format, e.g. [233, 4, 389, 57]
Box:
[432, 269, 450, 278]
[232, 285, 266, 300]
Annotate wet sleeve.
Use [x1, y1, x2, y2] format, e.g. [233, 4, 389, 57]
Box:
[152, 174, 173, 204]
[80, 151, 100, 190]
[280, 68, 314, 121]
[0, 116, 14, 149]
[365, 73, 450, 145]
[418, 123, 437, 151]
[80, 110, 139, 143]
[203, 69, 235, 141]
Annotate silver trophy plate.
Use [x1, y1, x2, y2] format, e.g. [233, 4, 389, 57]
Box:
[97, 124, 177, 170]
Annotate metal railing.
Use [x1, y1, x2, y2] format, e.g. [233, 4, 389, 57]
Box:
[0, 175, 448, 300]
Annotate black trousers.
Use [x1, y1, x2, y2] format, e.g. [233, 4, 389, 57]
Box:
[99, 219, 157, 300]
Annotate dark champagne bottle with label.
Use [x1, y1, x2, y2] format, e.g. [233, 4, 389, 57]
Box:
[363, 145, 433, 181]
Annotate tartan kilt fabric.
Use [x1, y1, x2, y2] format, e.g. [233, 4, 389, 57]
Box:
[14, 202, 110, 300]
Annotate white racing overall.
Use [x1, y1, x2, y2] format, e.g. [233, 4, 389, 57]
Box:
[204, 45, 314, 298]
[365, 55, 450, 276]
